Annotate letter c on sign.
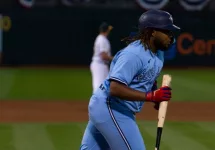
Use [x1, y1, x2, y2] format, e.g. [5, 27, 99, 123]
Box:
[177, 33, 193, 55]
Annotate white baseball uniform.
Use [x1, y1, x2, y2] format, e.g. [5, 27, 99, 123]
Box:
[90, 34, 112, 93]
[0, 14, 2, 53]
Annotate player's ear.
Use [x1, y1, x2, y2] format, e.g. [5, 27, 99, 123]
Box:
[152, 30, 156, 37]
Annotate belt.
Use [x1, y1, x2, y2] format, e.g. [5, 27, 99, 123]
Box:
[92, 60, 109, 65]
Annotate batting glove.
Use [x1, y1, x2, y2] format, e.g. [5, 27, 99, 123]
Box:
[150, 80, 160, 110]
[145, 86, 172, 102]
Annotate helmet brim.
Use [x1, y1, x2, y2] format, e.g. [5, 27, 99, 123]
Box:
[163, 24, 180, 30]
[138, 24, 181, 31]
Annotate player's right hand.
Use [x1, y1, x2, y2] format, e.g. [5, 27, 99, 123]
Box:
[145, 86, 172, 102]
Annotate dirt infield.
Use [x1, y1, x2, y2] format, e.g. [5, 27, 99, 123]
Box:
[0, 101, 215, 122]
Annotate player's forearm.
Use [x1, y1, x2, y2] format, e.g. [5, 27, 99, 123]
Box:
[109, 81, 147, 101]
[105, 56, 113, 61]
[102, 55, 113, 61]
[100, 52, 113, 61]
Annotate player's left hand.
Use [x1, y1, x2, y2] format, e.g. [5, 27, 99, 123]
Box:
[151, 81, 158, 110]
[146, 86, 172, 102]
[150, 81, 169, 110]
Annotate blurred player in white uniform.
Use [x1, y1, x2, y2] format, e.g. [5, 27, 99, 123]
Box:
[0, 14, 3, 64]
[90, 22, 113, 93]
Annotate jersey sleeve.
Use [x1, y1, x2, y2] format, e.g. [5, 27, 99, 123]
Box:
[109, 52, 142, 86]
[99, 38, 109, 53]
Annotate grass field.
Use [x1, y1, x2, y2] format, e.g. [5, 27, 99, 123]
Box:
[0, 67, 215, 150]
[0, 68, 215, 101]
[0, 121, 215, 150]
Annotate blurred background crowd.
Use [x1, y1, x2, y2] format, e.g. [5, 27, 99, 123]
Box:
[0, 0, 214, 67]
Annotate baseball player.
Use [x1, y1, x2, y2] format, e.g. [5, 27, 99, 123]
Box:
[90, 22, 113, 93]
[80, 10, 180, 150]
[0, 14, 3, 64]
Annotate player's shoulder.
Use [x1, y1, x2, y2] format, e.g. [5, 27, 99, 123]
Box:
[95, 35, 108, 43]
[97, 34, 107, 40]
[126, 40, 145, 52]
[123, 40, 149, 63]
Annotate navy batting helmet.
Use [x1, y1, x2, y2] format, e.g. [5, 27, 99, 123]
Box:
[138, 9, 180, 31]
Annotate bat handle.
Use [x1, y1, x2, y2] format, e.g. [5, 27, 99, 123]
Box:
[155, 127, 163, 150]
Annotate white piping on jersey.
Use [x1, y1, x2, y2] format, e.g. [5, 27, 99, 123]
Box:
[110, 77, 128, 86]
[107, 100, 132, 150]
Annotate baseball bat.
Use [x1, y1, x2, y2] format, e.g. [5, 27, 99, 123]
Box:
[155, 74, 172, 150]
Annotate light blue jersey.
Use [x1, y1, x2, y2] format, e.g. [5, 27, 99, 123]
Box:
[81, 40, 165, 150]
[101, 40, 164, 113]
